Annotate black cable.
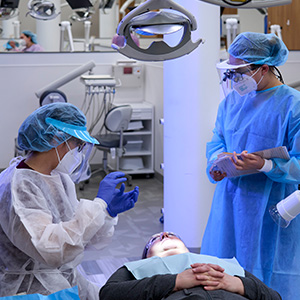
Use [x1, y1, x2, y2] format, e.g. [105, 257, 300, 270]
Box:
[221, 0, 252, 7]
[272, 66, 285, 84]
[256, 8, 267, 15]
[220, 7, 225, 16]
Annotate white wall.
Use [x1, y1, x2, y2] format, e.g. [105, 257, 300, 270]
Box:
[163, 0, 220, 249]
[278, 51, 300, 88]
[144, 62, 164, 177]
[0, 52, 164, 175]
[238, 9, 266, 34]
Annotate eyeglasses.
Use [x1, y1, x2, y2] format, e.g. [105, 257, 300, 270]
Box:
[145, 232, 178, 249]
[77, 142, 86, 152]
[142, 232, 181, 258]
[222, 65, 259, 82]
[69, 138, 87, 152]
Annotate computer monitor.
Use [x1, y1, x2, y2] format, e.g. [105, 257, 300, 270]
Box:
[0, 0, 20, 9]
[65, 0, 94, 9]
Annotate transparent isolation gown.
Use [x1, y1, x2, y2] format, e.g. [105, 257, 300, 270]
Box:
[201, 85, 300, 300]
[0, 158, 117, 299]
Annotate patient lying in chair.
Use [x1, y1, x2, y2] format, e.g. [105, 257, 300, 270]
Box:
[100, 232, 281, 300]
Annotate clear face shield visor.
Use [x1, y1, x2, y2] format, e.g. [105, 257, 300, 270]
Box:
[69, 142, 94, 184]
[217, 60, 255, 97]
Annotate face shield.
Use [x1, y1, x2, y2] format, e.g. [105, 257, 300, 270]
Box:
[217, 59, 258, 98]
[69, 142, 94, 184]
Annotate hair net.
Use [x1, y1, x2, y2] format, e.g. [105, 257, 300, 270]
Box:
[18, 103, 87, 152]
[22, 30, 38, 44]
[228, 32, 289, 66]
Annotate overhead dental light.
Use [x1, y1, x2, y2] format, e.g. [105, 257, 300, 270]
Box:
[27, 0, 60, 20]
[114, 0, 203, 62]
[65, 0, 96, 22]
[0, 0, 19, 20]
[199, 0, 292, 8]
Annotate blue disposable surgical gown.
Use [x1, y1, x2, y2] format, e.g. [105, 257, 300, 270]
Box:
[201, 85, 300, 300]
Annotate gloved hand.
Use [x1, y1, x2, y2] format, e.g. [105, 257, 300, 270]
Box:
[106, 183, 139, 217]
[97, 172, 128, 204]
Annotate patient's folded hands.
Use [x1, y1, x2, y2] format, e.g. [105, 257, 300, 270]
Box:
[191, 263, 245, 296]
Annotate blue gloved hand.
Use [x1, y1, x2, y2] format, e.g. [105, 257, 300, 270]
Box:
[106, 183, 139, 217]
[97, 172, 128, 204]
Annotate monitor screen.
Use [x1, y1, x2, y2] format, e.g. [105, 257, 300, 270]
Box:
[65, 0, 93, 9]
[0, 0, 19, 9]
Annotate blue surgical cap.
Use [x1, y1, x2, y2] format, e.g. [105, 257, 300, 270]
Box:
[22, 30, 38, 44]
[18, 103, 87, 152]
[228, 32, 289, 66]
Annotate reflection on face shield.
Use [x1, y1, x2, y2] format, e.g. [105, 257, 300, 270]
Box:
[70, 142, 94, 184]
[223, 70, 243, 83]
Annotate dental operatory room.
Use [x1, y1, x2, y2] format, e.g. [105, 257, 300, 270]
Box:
[2, 0, 300, 299]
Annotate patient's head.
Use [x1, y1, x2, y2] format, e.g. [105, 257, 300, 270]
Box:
[142, 232, 189, 259]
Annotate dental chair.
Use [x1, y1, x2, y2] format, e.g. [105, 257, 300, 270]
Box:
[91, 104, 133, 185]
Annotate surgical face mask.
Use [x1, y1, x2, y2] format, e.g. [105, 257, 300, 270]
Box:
[19, 39, 27, 47]
[54, 141, 83, 176]
[232, 67, 263, 97]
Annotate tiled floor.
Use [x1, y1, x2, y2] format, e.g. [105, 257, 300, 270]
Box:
[76, 172, 164, 289]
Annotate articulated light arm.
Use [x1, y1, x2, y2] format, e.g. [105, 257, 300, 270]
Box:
[199, 0, 292, 9]
[35, 60, 96, 98]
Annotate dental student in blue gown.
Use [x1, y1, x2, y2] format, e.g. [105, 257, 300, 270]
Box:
[201, 32, 300, 300]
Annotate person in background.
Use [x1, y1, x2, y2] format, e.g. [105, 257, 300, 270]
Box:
[0, 103, 139, 299]
[111, 31, 140, 48]
[100, 231, 282, 300]
[201, 31, 300, 300]
[8, 30, 44, 52]
[3, 39, 19, 51]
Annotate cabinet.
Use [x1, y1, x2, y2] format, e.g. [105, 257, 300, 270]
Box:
[268, 1, 299, 50]
[108, 101, 154, 175]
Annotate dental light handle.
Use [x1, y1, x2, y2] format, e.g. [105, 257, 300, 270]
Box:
[269, 190, 300, 228]
[84, 21, 91, 52]
[66, 24, 75, 52]
[270, 24, 282, 40]
[59, 21, 74, 52]
[225, 18, 238, 47]
[13, 20, 20, 39]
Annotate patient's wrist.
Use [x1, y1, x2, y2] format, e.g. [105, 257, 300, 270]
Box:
[232, 276, 245, 295]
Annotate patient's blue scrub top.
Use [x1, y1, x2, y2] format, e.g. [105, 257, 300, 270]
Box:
[201, 85, 300, 300]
